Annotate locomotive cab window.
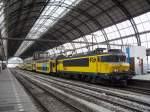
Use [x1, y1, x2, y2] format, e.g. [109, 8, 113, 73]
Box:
[100, 55, 126, 62]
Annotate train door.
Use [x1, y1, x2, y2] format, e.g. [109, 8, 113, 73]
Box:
[53, 60, 57, 72]
[89, 56, 97, 73]
[50, 61, 53, 72]
[97, 55, 108, 73]
[97, 56, 101, 73]
[98, 55, 110, 73]
[52, 60, 56, 73]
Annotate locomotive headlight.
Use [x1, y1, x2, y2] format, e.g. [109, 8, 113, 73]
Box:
[124, 69, 129, 72]
[114, 69, 118, 72]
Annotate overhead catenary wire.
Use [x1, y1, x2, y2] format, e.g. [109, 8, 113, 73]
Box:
[0, 37, 134, 47]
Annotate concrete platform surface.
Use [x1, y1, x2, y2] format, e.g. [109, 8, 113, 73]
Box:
[0, 69, 39, 112]
[133, 73, 150, 80]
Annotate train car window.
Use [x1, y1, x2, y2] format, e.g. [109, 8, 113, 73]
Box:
[63, 58, 89, 67]
[100, 55, 126, 62]
[100, 56, 108, 62]
[120, 56, 126, 62]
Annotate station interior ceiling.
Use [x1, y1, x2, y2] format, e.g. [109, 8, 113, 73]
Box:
[0, 0, 150, 61]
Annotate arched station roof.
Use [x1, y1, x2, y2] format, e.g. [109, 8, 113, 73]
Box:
[1, 0, 150, 58]
[2, 0, 49, 57]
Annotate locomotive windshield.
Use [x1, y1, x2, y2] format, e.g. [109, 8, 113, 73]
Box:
[100, 55, 126, 62]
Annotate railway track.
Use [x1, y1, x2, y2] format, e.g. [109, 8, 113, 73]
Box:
[20, 69, 150, 96]
[122, 85, 150, 96]
[22, 69, 150, 96]
[11, 70, 81, 112]
[126, 79, 150, 95]
[128, 79, 150, 88]
[13, 69, 150, 112]
[20, 70, 150, 105]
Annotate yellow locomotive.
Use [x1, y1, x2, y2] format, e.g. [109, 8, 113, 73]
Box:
[57, 51, 130, 85]
[20, 49, 132, 85]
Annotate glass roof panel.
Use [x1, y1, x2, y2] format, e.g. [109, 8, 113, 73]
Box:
[85, 35, 97, 43]
[98, 45, 107, 48]
[15, 0, 81, 56]
[93, 30, 105, 42]
[76, 49, 83, 53]
[122, 36, 137, 45]
[12, 1, 150, 57]
[63, 43, 73, 49]
[116, 20, 135, 37]
[74, 38, 86, 48]
[105, 25, 120, 40]
[50, 12, 150, 56]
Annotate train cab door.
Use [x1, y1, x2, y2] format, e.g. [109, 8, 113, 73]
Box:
[98, 55, 107, 73]
[97, 56, 101, 73]
[89, 56, 98, 73]
[98, 55, 110, 73]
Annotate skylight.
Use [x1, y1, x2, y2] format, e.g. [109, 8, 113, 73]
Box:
[15, 0, 81, 56]
[47, 12, 150, 56]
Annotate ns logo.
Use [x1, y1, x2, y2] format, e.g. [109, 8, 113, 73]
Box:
[90, 57, 96, 62]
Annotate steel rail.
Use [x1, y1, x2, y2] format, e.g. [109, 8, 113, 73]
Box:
[17, 69, 150, 112]
[22, 70, 150, 106]
[11, 70, 81, 112]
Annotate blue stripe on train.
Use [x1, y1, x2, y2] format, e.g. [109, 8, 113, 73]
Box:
[42, 64, 47, 71]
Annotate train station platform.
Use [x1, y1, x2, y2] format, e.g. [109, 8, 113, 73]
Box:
[133, 73, 150, 80]
[0, 69, 39, 112]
